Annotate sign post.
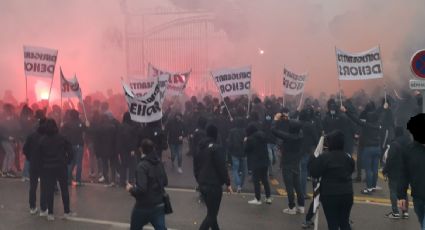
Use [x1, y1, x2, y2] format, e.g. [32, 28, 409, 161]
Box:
[410, 49, 425, 113]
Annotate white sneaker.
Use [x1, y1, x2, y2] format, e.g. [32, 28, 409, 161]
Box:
[248, 199, 262, 205]
[177, 168, 183, 174]
[373, 186, 383, 191]
[39, 210, 48, 217]
[47, 214, 55, 221]
[29, 208, 38, 215]
[264, 198, 272, 204]
[283, 207, 297, 215]
[297, 206, 305, 214]
[98, 176, 105, 183]
[62, 211, 77, 219]
[104, 182, 115, 187]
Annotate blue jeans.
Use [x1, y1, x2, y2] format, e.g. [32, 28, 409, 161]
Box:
[231, 156, 246, 188]
[22, 160, 30, 178]
[130, 205, 166, 230]
[300, 154, 310, 198]
[169, 144, 183, 167]
[267, 144, 276, 175]
[362, 146, 380, 189]
[68, 145, 83, 183]
[414, 198, 425, 230]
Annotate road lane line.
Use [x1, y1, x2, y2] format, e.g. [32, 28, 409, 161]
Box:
[66, 216, 178, 230]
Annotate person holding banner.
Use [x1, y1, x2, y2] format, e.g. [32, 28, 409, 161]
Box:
[309, 131, 355, 230]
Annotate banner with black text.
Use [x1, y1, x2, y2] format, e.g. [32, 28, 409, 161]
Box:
[283, 68, 307, 95]
[60, 68, 81, 98]
[147, 63, 191, 96]
[211, 66, 252, 97]
[336, 46, 383, 80]
[24, 46, 58, 78]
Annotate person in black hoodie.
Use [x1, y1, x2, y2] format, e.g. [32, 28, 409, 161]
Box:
[116, 112, 139, 187]
[126, 139, 168, 230]
[272, 120, 305, 215]
[382, 127, 411, 219]
[192, 116, 208, 182]
[194, 124, 232, 230]
[38, 119, 74, 221]
[309, 130, 354, 230]
[244, 122, 272, 205]
[61, 109, 87, 186]
[398, 114, 425, 230]
[341, 104, 385, 194]
[165, 113, 187, 173]
[227, 118, 247, 193]
[23, 114, 46, 215]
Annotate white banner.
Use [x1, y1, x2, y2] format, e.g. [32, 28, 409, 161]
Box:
[123, 78, 163, 123]
[24, 46, 58, 78]
[283, 68, 307, 95]
[60, 68, 81, 98]
[147, 63, 191, 96]
[211, 66, 252, 97]
[129, 74, 169, 101]
[336, 46, 383, 80]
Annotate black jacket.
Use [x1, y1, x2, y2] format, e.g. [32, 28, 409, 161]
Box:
[116, 122, 139, 155]
[92, 118, 118, 157]
[165, 118, 186, 145]
[61, 119, 86, 146]
[272, 126, 303, 167]
[244, 131, 269, 170]
[300, 121, 319, 155]
[38, 134, 73, 169]
[309, 150, 355, 196]
[194, 137, 230, 186]
[397, 141, 425, 200]
[23, 131, 44, 169]
[131, 153, 168, 209]
[346, 111, 381, 148]
[382, 135, 411, 181]
[227, 127, 245, 158]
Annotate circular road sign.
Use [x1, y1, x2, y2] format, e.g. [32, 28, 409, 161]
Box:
[411, 49, 425, 79]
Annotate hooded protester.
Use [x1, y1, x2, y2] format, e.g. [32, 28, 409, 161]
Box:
[142, 120, 167, 162]
[23, 115, 46, 215]
[227, 117, 247, 193]
[341, 103, 385, 194]
[165, 113, 187, 173]
[94, 113, 119, 186]
[191, 116, 208, 182]
[0, 103, 20, 177]
[382, 127, 411, 219]
[127, 139, 168, 230]
[20, 105, 35, 180]
[116, 112, 139, 187]
[398, 114, 425, 230]
[194, 124, 232, 230]
[38, 119, 74, 221]
[244, 122, 272, 205]
[309, 130, 355, 230]
[61, 109, 87, 186]
[272, 120, 305, 214]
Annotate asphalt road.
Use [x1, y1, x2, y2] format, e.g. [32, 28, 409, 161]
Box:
[0, 178, 421, 230]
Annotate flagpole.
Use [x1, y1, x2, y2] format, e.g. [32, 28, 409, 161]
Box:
[247, 65, 252, 118]
[80, 93, 88, 123]
[335, 46, 343, 106]
[25, 73, 28, 104]
[282, 66, 285, 108]
[378, 45, 387, 104]
[210, 72, 233, 121]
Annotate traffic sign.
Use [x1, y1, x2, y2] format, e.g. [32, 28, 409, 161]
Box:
[411, 49, 425, 79]
[409, 79, 425, 90]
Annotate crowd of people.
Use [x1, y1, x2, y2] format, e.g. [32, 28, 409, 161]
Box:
[0, 87, 424, 230]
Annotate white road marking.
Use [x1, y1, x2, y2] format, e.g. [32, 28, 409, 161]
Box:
[66, 216, 179, 230]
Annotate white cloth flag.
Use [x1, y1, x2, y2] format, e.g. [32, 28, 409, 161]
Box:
[283, 68, 307, 96]
[24, 46, 58, 78]
[211, 66, 252, 97]
[123, 78, 163, 123]
[313, 136, 325, 213]
[148, 63, 191, 96]
[60, 68, 81, 98]
[336, 46, 383, 80]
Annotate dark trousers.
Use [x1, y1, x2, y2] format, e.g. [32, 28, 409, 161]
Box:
[119, 153, 136, 186]
[282, 167, 304, 208]
[130, 205, 166, 230]
[199, 185, 223, 230]
[41, 167, 70, 214]
[321, 194, 353, 230]
[29, 167, 41, 209]
[102, 155, 117, 184]
[252, 167, 271, 200]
